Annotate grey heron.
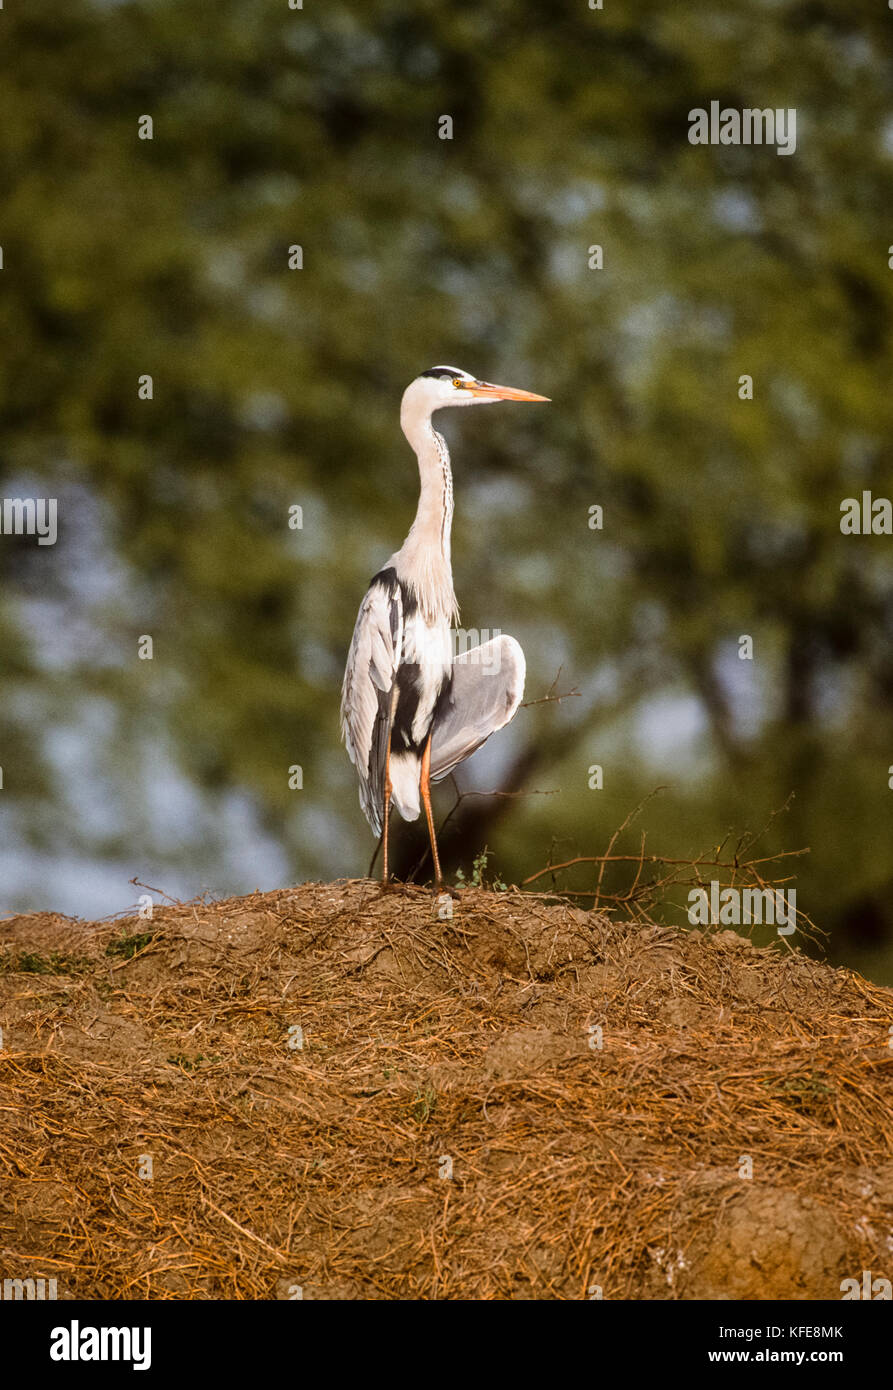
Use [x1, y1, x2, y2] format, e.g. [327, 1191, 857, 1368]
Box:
[340, 366, 549, 889]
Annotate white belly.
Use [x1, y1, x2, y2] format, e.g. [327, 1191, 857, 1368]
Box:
[402, 612, 452, 744]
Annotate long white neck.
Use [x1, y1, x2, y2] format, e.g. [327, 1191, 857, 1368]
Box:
[397, 399, 458, 625]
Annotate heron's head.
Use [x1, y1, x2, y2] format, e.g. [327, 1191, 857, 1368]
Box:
[401, 366, 550, 425]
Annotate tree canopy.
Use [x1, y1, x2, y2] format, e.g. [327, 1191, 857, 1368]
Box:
[1, 0, 892, 979]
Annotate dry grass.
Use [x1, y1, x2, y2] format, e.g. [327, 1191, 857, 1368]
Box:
[1, 879, 892, 1299]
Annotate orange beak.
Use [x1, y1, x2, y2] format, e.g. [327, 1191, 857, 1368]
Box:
[466, 380, 550, 402]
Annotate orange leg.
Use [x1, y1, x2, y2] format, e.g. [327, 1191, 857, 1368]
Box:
[420, 731, 443, 889]
[381, 728, 393, 886]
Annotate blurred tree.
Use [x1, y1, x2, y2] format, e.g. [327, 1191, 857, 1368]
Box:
[0, 0, 891, 978]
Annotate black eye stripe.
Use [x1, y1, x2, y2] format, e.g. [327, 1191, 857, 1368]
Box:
[420, 366, 467, 380]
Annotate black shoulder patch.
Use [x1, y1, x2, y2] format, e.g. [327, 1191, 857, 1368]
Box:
[367, 566, 401, 642]
[368, 565, 398, 590]
[398, 579, 419, 619]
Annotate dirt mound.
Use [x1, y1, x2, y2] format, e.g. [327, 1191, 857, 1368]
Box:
[1, 881, 891, 1299]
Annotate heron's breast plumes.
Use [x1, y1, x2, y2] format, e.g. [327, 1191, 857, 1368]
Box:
[399, 612, 453, 747]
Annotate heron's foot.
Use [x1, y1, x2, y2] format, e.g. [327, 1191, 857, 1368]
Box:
[380, 877, 415, 895]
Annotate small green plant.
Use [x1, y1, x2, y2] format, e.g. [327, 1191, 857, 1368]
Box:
[167, 1053, 220, 1071]
[454, 846, 508, 891]
[168, 1053, 202, 1071]
[411, 1084, 437, 1125]
[761, 1072, 835, 1114]
[105, 931, 155, 960]
[2, 949, 90, 975]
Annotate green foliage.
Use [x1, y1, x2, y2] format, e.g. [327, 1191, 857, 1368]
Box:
[455, 847, 507, 891]
[411, 1084, 437, 1126]
[166, 1053, 220, 1072]
[2, 949, 91, 975]
[105, 931, 156, 959]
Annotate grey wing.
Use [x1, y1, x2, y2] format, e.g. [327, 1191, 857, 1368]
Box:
[340, 574, 403, 834]
[430, 635, 526, 783]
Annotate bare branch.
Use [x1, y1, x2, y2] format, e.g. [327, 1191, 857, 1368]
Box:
[519, 664, 580, 708]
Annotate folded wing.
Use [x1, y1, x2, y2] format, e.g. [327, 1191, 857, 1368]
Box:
[430, 635, 526, 782]
[340, 570, 403, 834]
